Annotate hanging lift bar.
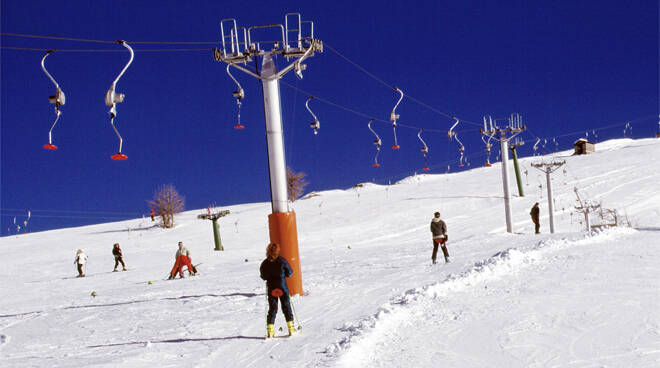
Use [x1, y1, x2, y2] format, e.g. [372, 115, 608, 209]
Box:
[417, 129, 430, 171]
[305, 96, 320, 134]
[367, 119, 382, 167]
[448, 117, 465, 166]
[41, 49, 66, 150]
[390, 87, 403, 150]
[104, 40, 134, 161]
[532, 138, 541, 155]
[226, 63, 245, 129]
[481, 115, 495, 166]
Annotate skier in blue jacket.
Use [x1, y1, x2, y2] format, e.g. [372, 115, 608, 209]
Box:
[260, 243, 295, 338]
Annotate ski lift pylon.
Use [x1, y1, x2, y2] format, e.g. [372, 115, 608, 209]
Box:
[305, 96, 320, 135]
[41, 49, 66, 150]
[390, 87, 403, 149]
[227, 63, 245, 130]
[367, 119, 382, 167]
[105, 41, 134, 161]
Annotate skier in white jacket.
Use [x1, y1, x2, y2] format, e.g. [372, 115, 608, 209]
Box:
[74, 249, 88, 277]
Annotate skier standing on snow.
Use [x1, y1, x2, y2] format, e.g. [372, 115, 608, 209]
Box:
[530, 202, 540, 234]
[112, 243, 127, 272]
[74, 249, 88, 277]
[260, 243, 295, 338]
[168, 241, 196, 279]
[430, 212, 449, 264]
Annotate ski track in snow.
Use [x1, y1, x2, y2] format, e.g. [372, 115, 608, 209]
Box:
[328, 228, 660, 367]
[0, 138, 659, 367]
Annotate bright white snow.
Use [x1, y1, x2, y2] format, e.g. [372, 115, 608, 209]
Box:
[1, 138, 659, 367]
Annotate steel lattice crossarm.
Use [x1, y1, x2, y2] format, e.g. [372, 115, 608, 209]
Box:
[213, 13, 323, 80]
[530, 160, 566, 173]
[197, 209, 230, 221]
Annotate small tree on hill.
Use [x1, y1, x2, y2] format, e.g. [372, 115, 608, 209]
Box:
[148, 184, 185, 228]
[287, 167, 309, 202]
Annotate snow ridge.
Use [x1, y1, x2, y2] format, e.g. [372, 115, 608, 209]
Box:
[325, 227, 635, 362]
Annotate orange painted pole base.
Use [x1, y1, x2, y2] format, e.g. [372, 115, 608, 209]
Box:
[268, 211, 303, 296]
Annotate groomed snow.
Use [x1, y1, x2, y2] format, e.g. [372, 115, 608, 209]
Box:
[1, 138, 659, 367]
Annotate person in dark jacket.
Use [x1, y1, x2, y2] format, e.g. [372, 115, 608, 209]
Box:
[260, 243, 295, 338]
[530, 202, 540, 234]
[112, 243, 127, 272]
[430, 212, 449, 264]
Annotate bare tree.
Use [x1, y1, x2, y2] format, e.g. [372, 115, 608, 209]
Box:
[287, 167, 309, 202]
[148, 185, 185, 228]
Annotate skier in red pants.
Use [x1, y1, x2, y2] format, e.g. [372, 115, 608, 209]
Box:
[169, 241, 196, 279]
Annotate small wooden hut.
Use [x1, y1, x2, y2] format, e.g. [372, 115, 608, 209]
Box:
[573, 138, 595, 155]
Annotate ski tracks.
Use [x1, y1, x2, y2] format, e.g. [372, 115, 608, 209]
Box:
[322, 228, 642, 367]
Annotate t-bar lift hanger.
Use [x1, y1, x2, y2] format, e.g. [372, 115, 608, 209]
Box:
[390, 87, 403, 150]
[105, 40, 134, 161]
[41, 49, 66, 150]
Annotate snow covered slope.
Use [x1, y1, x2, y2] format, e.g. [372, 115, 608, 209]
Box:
[1, 138, 659, 367]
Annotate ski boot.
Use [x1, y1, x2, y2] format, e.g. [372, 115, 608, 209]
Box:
[287, 321, 296, 336]
[445, 256, 450, 263]
[113, 268, 118, 272]
[167, 274, 174, 280]
[266, 324, 274, 338]
[122, 267, 127, 271]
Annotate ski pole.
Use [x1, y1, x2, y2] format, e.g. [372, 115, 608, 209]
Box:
[290, 296, 302, 331]
[264, 282, 268, 326]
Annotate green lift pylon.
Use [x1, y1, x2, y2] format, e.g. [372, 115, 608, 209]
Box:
[510, 140, 525, 197]
[198, 209, 230, 251]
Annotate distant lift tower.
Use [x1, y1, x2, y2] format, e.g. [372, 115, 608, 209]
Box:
[214, 13, 323, 296]
[481, 114, 526, 233]
[531, 160, 566, 234]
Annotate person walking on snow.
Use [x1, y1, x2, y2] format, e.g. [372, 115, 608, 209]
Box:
[430, 212, 449, 264]
[112, 243, 127, 272]
[530, 202, 540, 234]
[168, 241, 196, 279]
[260, 243, 295, 338]
[74, 249, 88, 277]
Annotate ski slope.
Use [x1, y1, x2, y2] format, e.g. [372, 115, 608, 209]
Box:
[1, 138, 659, 367]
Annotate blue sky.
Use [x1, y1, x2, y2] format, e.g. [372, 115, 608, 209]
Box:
[1, 0, 658, 235]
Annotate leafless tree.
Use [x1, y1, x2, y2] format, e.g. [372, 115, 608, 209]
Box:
[148, 185, 184, 228]
[287, 167, 309, 202]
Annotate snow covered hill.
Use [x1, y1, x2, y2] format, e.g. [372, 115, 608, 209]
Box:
[1, 138, 659, 367]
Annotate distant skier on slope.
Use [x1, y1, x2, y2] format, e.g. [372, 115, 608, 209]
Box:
[168, 241, 196, 279]
[112, 243, 127, 272]
[530, 202, 540, 234]
[430, 212, 449, 264]
[260, 243, 295, 338]
[74, 249, 88, 277]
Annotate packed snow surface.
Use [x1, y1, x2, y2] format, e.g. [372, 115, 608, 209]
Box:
[1, 138, 659, 367]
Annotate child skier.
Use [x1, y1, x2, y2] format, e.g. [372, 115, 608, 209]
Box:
[430, 212, 449, 264]
[74, 249, 88, 277]
[260, 243, 295, 338]
[112, 243, 127, 272]
[168, 241, 196, 279]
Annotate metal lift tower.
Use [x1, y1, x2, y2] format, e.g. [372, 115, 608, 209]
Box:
[481, 114, 526, 233]
[213, 13, 323, 296]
